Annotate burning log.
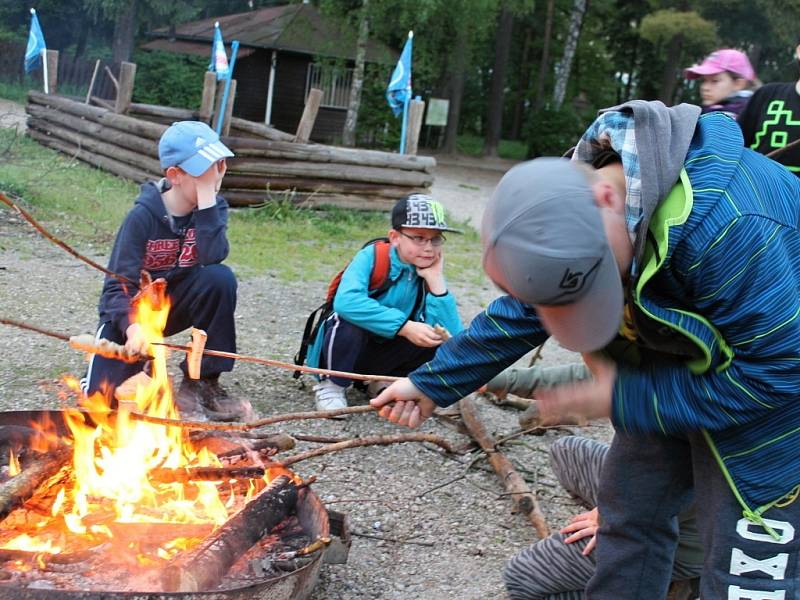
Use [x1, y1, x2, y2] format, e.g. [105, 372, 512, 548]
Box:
[162, 474, 298, 592]
[0, 445, 71, 522]
[459, 396, 550, 539]
[148, 466, 265, 484]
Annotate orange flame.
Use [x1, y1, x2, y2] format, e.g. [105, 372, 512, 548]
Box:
[0, 280, 271, 565]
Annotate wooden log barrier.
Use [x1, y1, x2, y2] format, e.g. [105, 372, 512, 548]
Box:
[229, 116, 295, 142]
[27, 118, 161, 174]
[26, 129, 154, 182]
[223, 136, 436, 172]
[294, 88, 323, 144]
[28, 90, 167, 140]
[228, 158, 433, 187]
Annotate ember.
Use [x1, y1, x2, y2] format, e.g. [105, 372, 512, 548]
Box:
[0, 281, 326, 595]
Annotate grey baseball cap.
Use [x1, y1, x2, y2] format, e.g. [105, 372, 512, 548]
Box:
[481, 158, 623, 352]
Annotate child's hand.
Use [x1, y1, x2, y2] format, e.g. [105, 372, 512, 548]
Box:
[398, 321, 443, 347]
[124, 323, 150, 357]
[560, 507, 599, 556]
[416, 254, 446, 295]
[370, 378, 437, 428]
[194, 159, 226, 210]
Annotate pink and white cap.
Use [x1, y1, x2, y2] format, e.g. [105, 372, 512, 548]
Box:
[684, 49, 755, 81]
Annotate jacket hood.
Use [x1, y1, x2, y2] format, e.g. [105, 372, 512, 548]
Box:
[599, 100, 701, 266]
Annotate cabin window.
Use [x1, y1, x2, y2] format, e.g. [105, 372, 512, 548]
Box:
[306, 63, 353, 109]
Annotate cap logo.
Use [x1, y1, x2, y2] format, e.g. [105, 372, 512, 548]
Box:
[559, 268, 585, 291]
[406, 196, 446, 228]
[195, 137, 206, 147]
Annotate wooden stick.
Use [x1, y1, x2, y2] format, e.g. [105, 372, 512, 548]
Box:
[276, 433, 455, 467]
[0, 445, 71, 522]
[0, 192, 136, 286]
[122, 405, 381, 432]
[84, 59, 101, 104]
[294, 88, 323, 144]
[459, 396, 549, 538]
[162, 475, 297, 592]
[149, 466, 265, 484]
[104, 65, 119, 91]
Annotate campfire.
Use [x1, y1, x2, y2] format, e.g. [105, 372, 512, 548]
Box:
[0, 280, 327, 596]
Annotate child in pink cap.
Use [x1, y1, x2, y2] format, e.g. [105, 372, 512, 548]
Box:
[684, 48, 756, 118]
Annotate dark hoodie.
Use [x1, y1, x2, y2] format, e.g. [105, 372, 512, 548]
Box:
[98, 180, 230, 334]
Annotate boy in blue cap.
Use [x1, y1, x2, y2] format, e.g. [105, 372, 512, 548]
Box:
[81, 121, 251, 421]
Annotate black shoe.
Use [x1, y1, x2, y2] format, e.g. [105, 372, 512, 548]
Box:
[174, 378, 209, 421]
[178, 377, 255, 422]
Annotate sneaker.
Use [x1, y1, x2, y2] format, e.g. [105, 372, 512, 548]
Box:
[366, 379, 392, 399]
[313, 379, 348, 412]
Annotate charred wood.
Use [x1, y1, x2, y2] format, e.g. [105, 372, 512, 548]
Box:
[162, 474, 298, 592]
[0, 445, 71, 522]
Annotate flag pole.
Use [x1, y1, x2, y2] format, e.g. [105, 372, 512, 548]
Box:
[30, 9, 48, 94]
[398, 31, 413, 154]
[41, 48, 48, 94]
[215, 40, 239, 135]
[399, 96, 409, 154]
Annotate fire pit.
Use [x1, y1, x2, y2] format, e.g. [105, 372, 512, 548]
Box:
[0, 281, 330, 599]
[0, 408, 329, 600]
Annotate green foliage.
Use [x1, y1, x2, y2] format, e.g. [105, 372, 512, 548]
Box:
[131, 50, 207, 109]
[525, 106, 585, 158]
[640, 10, 717, 50]
[456, 133, 527, 160]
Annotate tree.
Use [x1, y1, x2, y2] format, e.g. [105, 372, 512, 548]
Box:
[552, 0, 588, 109]
[639, 9, 716, 104]
[484, 3, 514, 156]
[342, 0, 370, 147]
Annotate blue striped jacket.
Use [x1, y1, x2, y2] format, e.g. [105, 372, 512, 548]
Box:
[410, 113, 800, 518]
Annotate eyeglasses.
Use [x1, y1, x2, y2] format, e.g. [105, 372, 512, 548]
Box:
[399, 231, 446, 247]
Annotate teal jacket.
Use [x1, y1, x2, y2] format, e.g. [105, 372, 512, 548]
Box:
[410, 114, 800, 524]
[306, 244, 463, 369]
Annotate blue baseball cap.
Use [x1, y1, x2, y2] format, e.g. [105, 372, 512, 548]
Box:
[158, 121, 234, 176]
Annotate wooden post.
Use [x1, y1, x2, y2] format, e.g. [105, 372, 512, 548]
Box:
[44, 49, 58, 95]
[199, 72, 217, 125]
[212, 79, 226, 128]
[404, 99, 425, 156]
[294, 88, 323, 144]
[84, 59, 101, 104]
[114, 61, 137, 114]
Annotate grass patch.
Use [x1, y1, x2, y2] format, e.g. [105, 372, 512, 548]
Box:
[457, 133, 527, 161]
[0, 128, 484, 289]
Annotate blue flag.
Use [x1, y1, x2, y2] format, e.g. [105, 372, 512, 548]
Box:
[209, 22, 230, 81]
[24, 8, 47, 74]
[386, 32, 413, 117]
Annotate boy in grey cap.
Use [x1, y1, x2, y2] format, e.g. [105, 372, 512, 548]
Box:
[372, 102, 800, 598]
[82, 121, 252, 422]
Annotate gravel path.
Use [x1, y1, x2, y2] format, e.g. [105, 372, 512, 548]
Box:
[0, 108, 612, 599]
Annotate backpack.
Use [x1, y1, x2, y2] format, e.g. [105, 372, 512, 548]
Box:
[293, 238, 395, 378]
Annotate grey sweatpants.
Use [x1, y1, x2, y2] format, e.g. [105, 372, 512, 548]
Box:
[503, 436, 702, 600]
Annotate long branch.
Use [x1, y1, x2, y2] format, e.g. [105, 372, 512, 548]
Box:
[275, 433, 456, 467]
[0, 190, 134, 286]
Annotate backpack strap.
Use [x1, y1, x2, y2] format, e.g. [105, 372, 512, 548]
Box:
[368, 240, 394, 296]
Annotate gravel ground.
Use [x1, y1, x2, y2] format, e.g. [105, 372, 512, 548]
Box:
[0, 108, 613, 599]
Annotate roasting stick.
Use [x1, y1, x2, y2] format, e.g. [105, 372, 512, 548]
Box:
[0, 317, 400, 384]
[0, 317, 393, 429]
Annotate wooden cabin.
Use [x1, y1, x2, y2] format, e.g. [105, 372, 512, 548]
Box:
[143, 3, 394, 143]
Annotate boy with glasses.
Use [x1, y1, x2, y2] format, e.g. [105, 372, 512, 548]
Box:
[307, 194, 464, 411]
